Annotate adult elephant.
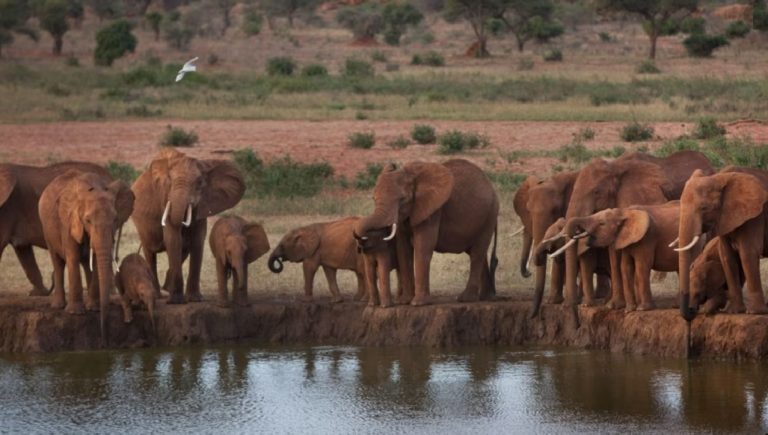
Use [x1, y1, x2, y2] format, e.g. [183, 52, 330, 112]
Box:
[678, 167, 768, 319]
[0, 162, 109, 296]
[555, 150, 713, 309]
[132, 149, 245, 304]
[354, 159, 499, 306]
[39, 170, 134, 342]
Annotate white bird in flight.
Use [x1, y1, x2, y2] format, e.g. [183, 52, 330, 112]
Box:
[175, 57, 199, 82]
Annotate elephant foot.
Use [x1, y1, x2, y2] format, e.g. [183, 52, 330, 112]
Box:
[186, 292, 203, 303]
[233, 299, 251, 308]
[50, 297, 65, 309]
[167, 293, 186, 305]
[624, 304, 637, 313]
[724, 302, 746, 314]
[367, 300, 377, 308]
[330, 296, 344, 304]
[410, 295, 431, 306]
[65, 302, 86, 315]
[546, 294, 564, 305]
[28, 287, 50, 297]
[580, 298, 600, 307]
[637, 302, 656, 311]
[85, 299, 100, 312]
[457, 290, 479, 303]
[396, 294, 414, 305]
[700, 300, 721, 315]
[352, 292, 365, 302]
[299, 295, 314, 303]
[605, 299, 625, 310]
[216, 299, 232, 308]
[746, 305, 768, 315]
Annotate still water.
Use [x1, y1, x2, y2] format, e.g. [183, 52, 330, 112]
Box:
[1, 345, 766, 434]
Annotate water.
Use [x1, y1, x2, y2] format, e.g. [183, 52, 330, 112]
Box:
[1, 345, 766, 434]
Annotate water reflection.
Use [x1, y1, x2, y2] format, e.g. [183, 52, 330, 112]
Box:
[1, 346, 767, 433]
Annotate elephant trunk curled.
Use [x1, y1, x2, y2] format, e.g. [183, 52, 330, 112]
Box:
[268, 246, 284, 273]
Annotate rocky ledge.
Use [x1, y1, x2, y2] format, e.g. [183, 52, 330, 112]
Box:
[1, 296, 768, 359]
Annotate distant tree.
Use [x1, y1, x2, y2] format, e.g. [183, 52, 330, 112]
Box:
[94, 19, 137, 66]
[382, 1, 424, 45]
[36, 0, 71, 55]
[262, 0, 320, 28]
[124, 0, 154, 16]
[444, 0, 508, 57]
[755, 0, 768, 32]
[501, 0, 563, 52]
[145, 11, 162, 40]
[241, 6, 263, 36]
[596, 0, 698, 59]
[87, 0, 123, 21]
[0, 0, 37, 58]
[336, 3, 385, 43]
[162, 10, 194, 50]
[209, 0, 236, 35]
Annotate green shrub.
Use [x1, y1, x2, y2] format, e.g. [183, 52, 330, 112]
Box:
[267, 57, 296, 76]
[486, 172, 526, 192]
[348, 131, 376, 149]
[542, 49, 563, 62]
[234, 149, 334, 197]
[636, 60, 660, 74]
[573, 127, 596, 142]
[160, 126, 198, 147]
[336, 3, 385, 42]
[106, 160, 139, 184]
[464, 132, 490, 149]
[411, 124, 436, 144]
[370, 50, 388, 62]
[620, 122, 654, 142]
[382, 2, 423, 45]
[437, 130, 489, 154]
[411, 51, 444, 66]
[301, 64, 328, 77]
[94, 19, 137, 67]
[693, 117, 725, 140]
[242, 7, 263, 36]
[556, 142, 592, 163]
[755, 2, 768, 32]
[680, 16, 706, 35]
[354, 163, 383, 189]
[65, 56, 79, 67]
[701, 137, 768, 170]
[125, 105, 162, 117]
[598, 31, 611, 42]
[683, 33, 728, 58]
[387, 135, 410, 149]
[654, 136, 700, 157]
[343, 58, 374, 77]
[726, 20, 750, 38]
[517, 57, 534, 71]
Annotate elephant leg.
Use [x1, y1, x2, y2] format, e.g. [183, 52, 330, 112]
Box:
[322, 266, 344, 304]
[621, 253, 636, 312]
[353, 272, 366, 302]
[116, 277, 133, 323]
[595, 274, 611, 300]
[377, 256, 393, 308]
[14, 245, 47, 296]
[50, 254, 66, 309]
[738, 243, 767, 314]
[547, 260, 565, 304]
[411, 224, 438, 307]
[215, 260, 230, 308]
[163, 227, 185, 304]
[233, 263, 250, 307]
[719, 239, 746, 314]
[65, 252, 85, 315]
[301, 259, 319, 303]
[579, 254, 597, 307]
[143, 247, 163, 299]
[395, 231, 415, 305]
[85, 260, 100, 312]
[635, 254, 655, 311]
[605, 249, 625, 310]
[363, 256, 379, 307]
[458, 250, 485, 303]
[185, 223, 207, 302]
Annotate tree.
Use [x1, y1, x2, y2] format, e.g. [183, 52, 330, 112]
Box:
[94, 19, 137, 66]
[36, 0, 70, 55]
[596, 0, 698, 59]
[382, 1, 424, 45]
[262, 0, 320, 28]
[336, 3, 384, 44]
[501, 0, 563, 52]
[145, 11, 162, 40]
[210, 0, 236, 35]
[87, 0, 123, 21]
[0, 0, 37, 58]
[162, 10, 194, 50]
[444, 0, 508, 58]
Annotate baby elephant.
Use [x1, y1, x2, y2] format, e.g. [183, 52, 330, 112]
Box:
[689, 237, 743, 316]
[268, 217, 366, 303]
[209, 216, 270, 307]
[354, 228, 399, 308]
[115, 254, 159, 331]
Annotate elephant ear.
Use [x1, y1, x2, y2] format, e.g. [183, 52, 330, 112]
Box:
[0, 167, 17, 208]
[514, 175, 537, 217]
[407, 162, 455, 226]
[108, 181, 135, 225]
[199, 160, 246, 218]
[615, 209, 650, 250]
[717, 173, 768, 236]
[295, 228, 320, 258]
[244, 223, 270, 263]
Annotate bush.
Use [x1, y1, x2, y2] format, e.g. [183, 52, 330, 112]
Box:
[343, 58, 374, 77]
[336, 3, 384, 42]
[242, 7, 263, 36]
[125, 105, 162, 117]
[542, 49, 563, 62]
[370, 50, 388, 62]
[556, 142, 592, 163]
[354, 163, 383, 189]
[65, 56, 79, 67]
[755, 2, 768, 32]
[94, 20, 137, 67]
[382, 2, 423, 45]
[160, 126, 198, 147]
[654, 136, 700, 158]
[106, 160, 140, 184]
[517, 57, 534, 71]
[411, 124, 436, 144]
[486, 172, 527, 192]
[234, 149, 334, 197]
[680, 16, 706, 35]
[267, 57, 296, 76]
[683, 33, 728, 58]
[693, 117, 725, 139]
[411, 51, 444, 66]
[348, 131, 376, 149]
[620, 122, 654, 142]
[437, 130, 489, 154]
[636, 60, 660, 74]
[598, 32, 611, 42]
[387, 135, 410, 149]
[162, 12, 194, 51]
[726, 20, 751, 39]
[573, 127, 596, 142]
[301, 63, 328, 77]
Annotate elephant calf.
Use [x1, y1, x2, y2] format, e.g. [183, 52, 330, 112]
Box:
[116, 254, 159, 331]
[268, 217, 366, 303]
[209, 216, 270, 307]
[354, 228, 399, 308]
[689, 237, 743, 315]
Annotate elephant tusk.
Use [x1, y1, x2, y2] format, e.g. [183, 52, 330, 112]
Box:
[510, 226, 525, 237]
[526, 251, 532, 270]
[383, 223, 397, 241]
[89, 248, 94, 271]
[541, 232, 565, 244]
[183, 204, 193, 227]
[548, 238, 577, 259]
[572, 231, 590, 240]
[674, 235, 700, 252]
[668, 237, 679, 248]
[161, 201, 171, 227]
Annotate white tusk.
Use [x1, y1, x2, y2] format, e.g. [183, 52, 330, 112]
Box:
[183, 204, 193, 227]
[572, 231, 590, 239]
[541, 231, 565, 244]
[510, 226, 525, 237]
[161, 201, 170, 227]
[668, 237, 679, 248]
[548, 238, 577, 259]
[674, 235, 700, 252]
[383, 223, 397, 241]
[526, 251, 532, 270]
[89, 249, 94, 271]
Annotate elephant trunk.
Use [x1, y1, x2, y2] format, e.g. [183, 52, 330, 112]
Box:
[145, 287, 157, 334]
[530, 264, 547, 318]
[529, 218, 552, 318]
[519, 228, 533, 278]
[357, 202, 398, 237]
[169, 185, 192, 227]
[93, 230, 115, 346]
[268, 246, 284, 273]
[678, 209, 702, 321]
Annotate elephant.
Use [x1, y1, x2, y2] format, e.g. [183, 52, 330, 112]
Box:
[563, 200, 681, 311]
[115, 253, 159, 331]
[555, 150, 713, 310]
[268, 217, 367, 303]
[354, 227, 400, 308]
[39, 170, 134, 342]
[678, 167, 768, 319]
[354, 159, 499, 306]
[131, 149, 245, 304]
[689, 237, 742, 315]
[209, 216, 270, 307]
[0, 161, 109, 296]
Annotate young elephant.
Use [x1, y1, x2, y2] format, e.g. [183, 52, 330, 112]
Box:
[268, 217, 365, 303]
[354, 228, 399, 308]
[689, 237, 742, 315]
[565, 201, 680, 311]
[115, 254, 159, 331]
[209, 216, 270, 307]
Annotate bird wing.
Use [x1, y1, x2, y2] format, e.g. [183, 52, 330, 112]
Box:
[182, 57, 199, 72]
[175, 71, 186, 82]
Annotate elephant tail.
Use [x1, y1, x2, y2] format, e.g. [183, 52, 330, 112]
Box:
[489, 225, 498, 297]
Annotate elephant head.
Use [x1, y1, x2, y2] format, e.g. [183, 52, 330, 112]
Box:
[689, 237, 728, 316]
[268, 226, 321, 273]
[677, 170, 768, 320]
[229, 222, 270, 281]
[354, 162, 454, 239]
[563, 208, 650, 252]
[533, 218, 567, 268]
[144, 149, 245, 228]
[60, 172, 134, 341]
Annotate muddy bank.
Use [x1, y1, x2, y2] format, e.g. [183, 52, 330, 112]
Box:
[1, 296, 768, 359]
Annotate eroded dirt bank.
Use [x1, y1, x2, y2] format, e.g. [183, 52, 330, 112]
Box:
[1, 296, 767, 359]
